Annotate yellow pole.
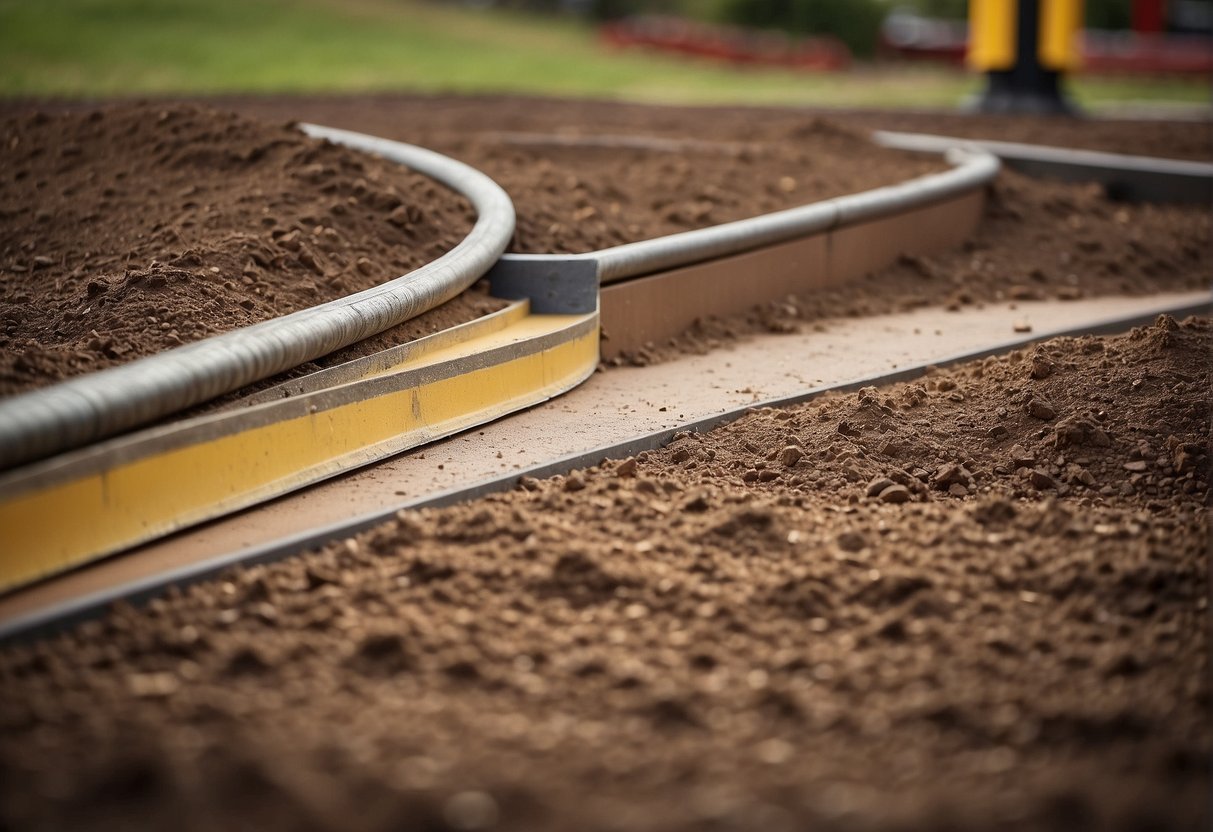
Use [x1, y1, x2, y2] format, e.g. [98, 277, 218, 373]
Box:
[968, 0, 1017, 71]
[1039, 0, 1083, 72]
[968, 0, 1083, 115]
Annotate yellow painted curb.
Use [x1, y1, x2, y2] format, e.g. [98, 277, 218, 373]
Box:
[0, 308, 598, 592]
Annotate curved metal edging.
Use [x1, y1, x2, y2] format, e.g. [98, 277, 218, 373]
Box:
[593, 147, 1000, 284]
[873, 130, 1213, 205]
[0, 125, 516, 471]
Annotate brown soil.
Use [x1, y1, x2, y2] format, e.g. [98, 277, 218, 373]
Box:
[0, 103, 491, 398]
[0, 99, 948, 398]
[617, 167, 1211, 366]
[209, 92, 1212, 161]
[2, 315, 1207, 831]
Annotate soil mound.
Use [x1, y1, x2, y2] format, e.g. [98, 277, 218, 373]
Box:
[2, 316, 1206, 831]
[0, 104, 480, 397]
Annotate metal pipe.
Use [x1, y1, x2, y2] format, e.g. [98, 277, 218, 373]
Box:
[873, 130, 1213, 204]
[594, 146, 1000, 283]
[0, 125, 516, 471]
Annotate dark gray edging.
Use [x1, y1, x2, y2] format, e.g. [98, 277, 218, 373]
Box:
[873, 130, 1213, 205]
[2, 297, 1206, 646]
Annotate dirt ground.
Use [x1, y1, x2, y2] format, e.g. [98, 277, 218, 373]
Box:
[1, 315, 1207, 831]
[208, 92, 1213, 162]
[0, 104, 503, 397]
[0, 93, 1209, 830]
[3, 96, 1209, 397]
[0, 100, 943, 397]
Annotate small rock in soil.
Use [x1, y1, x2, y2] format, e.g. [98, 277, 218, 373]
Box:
[878, 484, 913, 504]
[1027, 399, 1057, 420]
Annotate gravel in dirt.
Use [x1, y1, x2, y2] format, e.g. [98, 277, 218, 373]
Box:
[2, 315, 1207, 831]
[0, 103, 490, 397]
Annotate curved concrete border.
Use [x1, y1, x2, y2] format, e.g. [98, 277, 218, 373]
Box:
[488, 147, 999, 287]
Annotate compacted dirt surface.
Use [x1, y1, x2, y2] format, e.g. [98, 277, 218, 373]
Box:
[1, 315, 1208, 831]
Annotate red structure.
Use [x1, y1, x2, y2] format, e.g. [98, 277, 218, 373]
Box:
[1132, 0, 1167, 34]
[599, 16, 851, 73]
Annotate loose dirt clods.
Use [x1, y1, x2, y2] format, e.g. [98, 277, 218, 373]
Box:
[0, 104, 491, 396]
[0, 92, 1209, 830]
[1, 316, 1207, 831]
[4, 99, 1208, 385]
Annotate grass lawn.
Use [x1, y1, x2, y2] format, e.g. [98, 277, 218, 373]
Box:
[1, 0, 1208, 109]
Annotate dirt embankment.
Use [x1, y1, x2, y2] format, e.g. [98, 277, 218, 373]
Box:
[1, 315, 1207, 832]
[199, 94, 1212, 367]
[0, 104, 490, 397]
[0, 102, 951, 398]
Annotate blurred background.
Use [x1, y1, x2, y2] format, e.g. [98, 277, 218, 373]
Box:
[0, 0, 1209, 111]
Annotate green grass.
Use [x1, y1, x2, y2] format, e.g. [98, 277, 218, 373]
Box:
[1, 0, 1208, 110]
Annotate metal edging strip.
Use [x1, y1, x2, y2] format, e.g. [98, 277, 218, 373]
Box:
[0, 312, 599, 594]
[873, 130, 1213, 204]
[0, 131, 995, 582]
